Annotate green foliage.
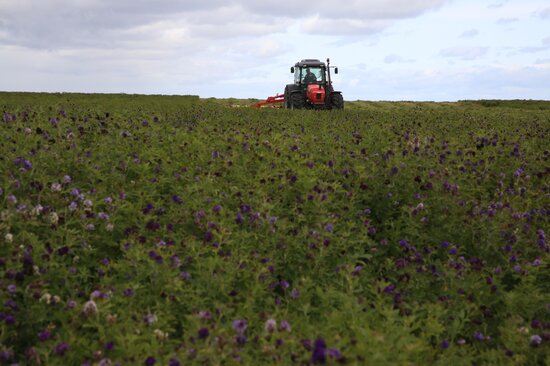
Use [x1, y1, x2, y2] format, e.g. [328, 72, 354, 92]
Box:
[0, 93, 549, 365]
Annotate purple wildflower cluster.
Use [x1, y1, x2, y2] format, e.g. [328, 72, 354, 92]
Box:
[0, 96, 548, 364]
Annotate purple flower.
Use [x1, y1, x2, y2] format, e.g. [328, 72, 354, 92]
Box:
[440, 340, 449, 348]
[290, 288, 300, 299]
[351, 265, 363, 276]
[530, 335, 542, 347]
[168, 358, 181, 366]
[383, 284, 396, 294]
[38, 329, 52, 341]
[104, 341, 114, 351]
[513, 167, 523, 177]
[198, 327, 209, 339]
[145, 220, 161, 231]
[328, 348, 342, 360]
[123, 288, 135, 297]
[474, 331, 485, 341]
[4, 315, 15, 325]
[49, 117, 59, 127]
[232, 319, 247, 334]
[143, 203, 155, 214]
[145, 356, 156, 365]
[53, 342, 70, 356]
[144, 313, 157, 326]
[531, 319, 542, 329]
[6, 284, 16, 295]
[3, 112, 15, 122]
[264, 319, 277, 333]
[302, 339, 313, 351]
[279, 320, 291, 332]
[310, 338, 327, 364]
[324, 223, 334, 233]
[0, 350, 12, 362]
[235, 335, 247, 346]
[7, 194, 17, 205]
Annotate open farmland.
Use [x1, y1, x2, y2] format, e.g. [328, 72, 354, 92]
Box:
[1, 93, 549, 365]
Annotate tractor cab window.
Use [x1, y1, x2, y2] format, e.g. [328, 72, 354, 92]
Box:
[300, 67, 324, 84]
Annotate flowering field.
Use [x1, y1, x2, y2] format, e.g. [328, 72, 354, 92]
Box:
[1, 92, 549, 365]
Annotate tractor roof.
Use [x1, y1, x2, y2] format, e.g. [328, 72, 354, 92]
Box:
[295, 59, 325, 68]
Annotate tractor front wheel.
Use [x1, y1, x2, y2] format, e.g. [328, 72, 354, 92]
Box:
[290, 93, 305, 110]
[330, 93, 344, 110]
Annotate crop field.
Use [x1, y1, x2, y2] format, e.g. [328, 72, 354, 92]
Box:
[1, 92, 549, 365]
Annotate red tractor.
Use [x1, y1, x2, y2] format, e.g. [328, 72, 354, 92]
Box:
[254, 58, 344, 110]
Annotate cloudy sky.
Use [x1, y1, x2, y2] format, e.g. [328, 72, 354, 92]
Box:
[0, 0, 549, 101]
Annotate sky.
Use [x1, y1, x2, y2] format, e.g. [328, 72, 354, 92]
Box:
[0, 0, 549, 101]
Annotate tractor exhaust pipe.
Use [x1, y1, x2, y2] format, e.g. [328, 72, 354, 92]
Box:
[326, 58, 332, 87]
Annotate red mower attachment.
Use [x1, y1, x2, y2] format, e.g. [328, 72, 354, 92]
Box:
[253, 93, 285, 108]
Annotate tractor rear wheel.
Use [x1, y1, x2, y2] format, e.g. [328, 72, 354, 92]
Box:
[290, 93, 305, 110]
[330, 93, 344, 110]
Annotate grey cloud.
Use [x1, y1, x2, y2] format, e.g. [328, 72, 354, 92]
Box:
[300, 17, 388, 35]
[539, 8, 550, 19]
[512, 37, 550, 54]
[0, 0, 450, 51]
[460, 29, 479, 38]
[517, 46, 548, 54]
[496, 18, 518, 25]
[246, 0, 446, 20]
[384, 54, 415, 64]
[440, 46, 488, 60]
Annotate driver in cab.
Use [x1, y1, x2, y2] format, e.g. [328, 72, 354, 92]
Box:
[303, 68, 317, 83]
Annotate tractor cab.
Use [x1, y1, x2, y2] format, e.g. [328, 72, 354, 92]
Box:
[293, 65, 326, 85]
